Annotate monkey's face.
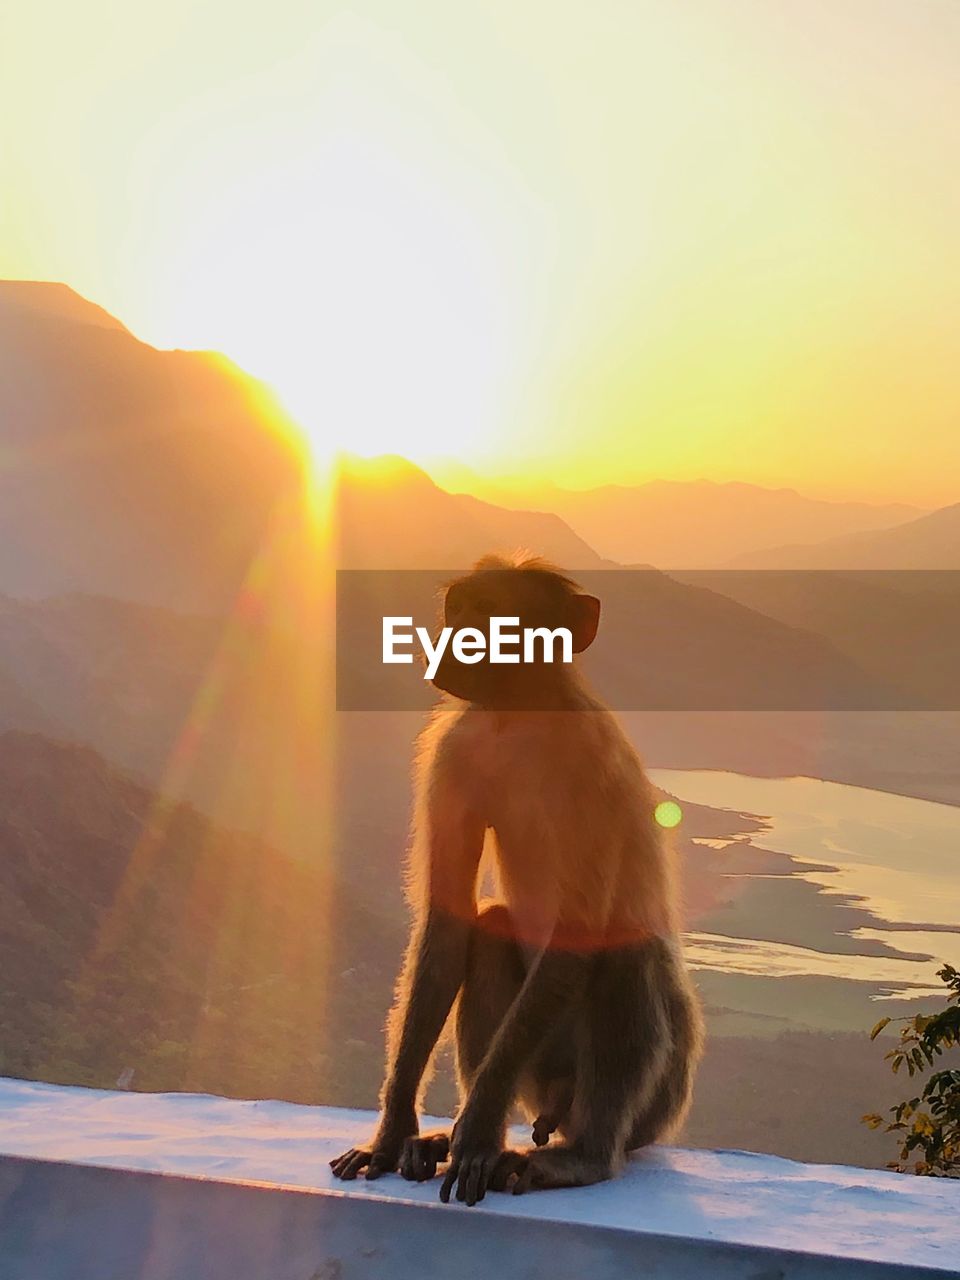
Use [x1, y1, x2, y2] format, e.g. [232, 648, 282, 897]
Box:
[430, 565, 600, 706]
[430, 573, 504, 702]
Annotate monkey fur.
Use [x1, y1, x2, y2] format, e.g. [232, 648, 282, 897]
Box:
[331, 553, 703, 1204]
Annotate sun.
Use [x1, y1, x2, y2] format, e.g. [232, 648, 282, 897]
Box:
[259, 159, 507, 466]
[172, 124, 522, 472]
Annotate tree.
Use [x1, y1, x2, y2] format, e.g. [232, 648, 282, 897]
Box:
[863, 965, 960, 1177]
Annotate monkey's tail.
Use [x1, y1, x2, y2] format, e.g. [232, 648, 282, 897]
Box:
[627, 967, 704, 1150]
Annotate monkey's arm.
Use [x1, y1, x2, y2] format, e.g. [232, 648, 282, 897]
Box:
[331, 907, 475, 1181]
[440, 940, 589, 1204]
[330, 782, 484, 1181]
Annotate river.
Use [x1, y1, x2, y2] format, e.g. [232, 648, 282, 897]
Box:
[650, 769, 960, 998]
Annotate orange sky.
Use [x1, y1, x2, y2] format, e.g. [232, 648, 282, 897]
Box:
[2, 1, 958, 505]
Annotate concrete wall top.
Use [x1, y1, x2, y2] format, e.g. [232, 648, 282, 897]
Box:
[0, 1077, 957, 1279]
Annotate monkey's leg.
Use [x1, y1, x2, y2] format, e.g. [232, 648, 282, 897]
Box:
[455, 901, 526, 1092]
[399, 902, 524, 1183]
[515, 944, 671, 1192]
[441, 932, 593, 1204]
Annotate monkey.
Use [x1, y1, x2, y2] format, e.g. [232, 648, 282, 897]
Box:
[331, 552, 703, 1205]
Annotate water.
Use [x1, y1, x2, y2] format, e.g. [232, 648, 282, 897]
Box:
[650, 770, 960, 994]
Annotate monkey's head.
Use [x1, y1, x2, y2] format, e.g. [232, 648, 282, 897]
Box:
[431, 553, 600, 707]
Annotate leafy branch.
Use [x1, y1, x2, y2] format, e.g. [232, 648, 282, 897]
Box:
[862, 964, 960, 1177]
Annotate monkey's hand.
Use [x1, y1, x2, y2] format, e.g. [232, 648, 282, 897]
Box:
[439, 1114, 525, 1206]
[329, 1111, 417, 1182]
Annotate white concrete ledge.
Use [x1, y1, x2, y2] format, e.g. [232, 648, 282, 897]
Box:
[0, 1079, 958, 1279]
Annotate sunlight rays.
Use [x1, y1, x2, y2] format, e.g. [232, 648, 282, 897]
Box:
[73, 465, 341, 1087]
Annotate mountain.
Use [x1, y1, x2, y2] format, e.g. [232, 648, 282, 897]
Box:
[432, 470, 925, 568]
[0, 280, 131, 333]
[0, 731, 399, 1105]
[16, 277, 930, 583]
[670, 571, 960, 710]
[0, 281, 606, 600]
[0, 591, 222, 777]
[0, 280, 305, 611]
[339, 563, 896, 714]
[335, 454, 604, 569]
[0, 661, 59, 735]
[729, 502, 960, 569]
[579, 568, 896, 711]
[0, 591, 338, 864]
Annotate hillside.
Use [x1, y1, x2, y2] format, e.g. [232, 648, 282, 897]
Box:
[335, 455, 604, 569]
[669, 571, 960, 710]
[0, 660, 60, 736]
[0, 280, 131, 333]
[0, 593, 221, 777]
[0, 281, 305, 611]
[730, 501, 960, 569]
[0, 590, 344, 867]
[0, 732, 399, 1105]
[340, 564, 896, 712]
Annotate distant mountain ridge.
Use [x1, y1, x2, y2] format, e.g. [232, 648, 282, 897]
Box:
[336, 454, 605, 569]
[432, 468, 926, 568]
[673, 570, 960, 710]
[4, 278, 941, 589]
[728, 502, 960, 569]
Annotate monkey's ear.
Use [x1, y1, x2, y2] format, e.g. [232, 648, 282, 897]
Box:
[570, 594, 601, 652]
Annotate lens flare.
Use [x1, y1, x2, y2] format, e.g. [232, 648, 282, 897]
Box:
[655, 800, 683, 829]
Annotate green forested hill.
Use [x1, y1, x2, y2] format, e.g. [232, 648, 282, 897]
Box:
[0, 731, 401, 1105]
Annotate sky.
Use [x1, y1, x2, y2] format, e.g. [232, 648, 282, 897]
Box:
[1, 0, 958, 503]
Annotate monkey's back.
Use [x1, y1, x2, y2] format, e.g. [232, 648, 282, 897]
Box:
[428, 699, 678, 951]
